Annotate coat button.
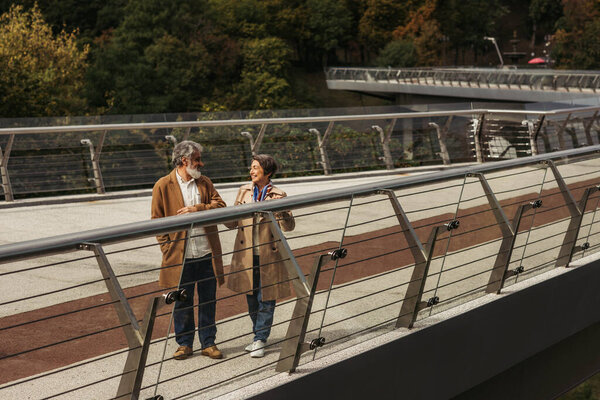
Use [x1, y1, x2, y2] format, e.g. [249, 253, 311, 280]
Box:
[241, 227, 244, 232]
[240, 240, 244, 244]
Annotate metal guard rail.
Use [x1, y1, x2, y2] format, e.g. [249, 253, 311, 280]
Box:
[1, 145, 598, 264]
[326, 67, 600, 92]
[1, 103, 600, 202]
[1, 106, 600, 135]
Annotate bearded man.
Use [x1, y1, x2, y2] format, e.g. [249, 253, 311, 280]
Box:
[151, 140, 226, 360]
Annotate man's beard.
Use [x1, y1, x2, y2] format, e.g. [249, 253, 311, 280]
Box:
[186, 166, 202, 179]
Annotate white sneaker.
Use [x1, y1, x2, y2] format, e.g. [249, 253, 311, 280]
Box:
[244, 342, 254, 352]
[249, 340, 266, 358]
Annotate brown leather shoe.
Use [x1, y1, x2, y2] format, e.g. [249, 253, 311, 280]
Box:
[173, 345, 193, 360]
[201, 345, 223, 359]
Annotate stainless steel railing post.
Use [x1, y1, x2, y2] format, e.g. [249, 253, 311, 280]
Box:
[544, 161, 600, 268]
[309, 122, 334, 175]
[0, 133, 15, 202]
[372, 120, 397, 170]
[553, 113, 572, 150]
[241, 124, 267, 156]
[164, 135, 177, 146]
[379, 189, 459, 329]
[80, 131, 106, 194]
[472, 114, 485, 163]
[258, 211, 330, 373]
[522, 115, 545, 156]
[583, 111, 598, 146]
[428, 116, 453, 165]
[78, 242, 181, 400]
[275, 250, 346, 373]
[262, 211, 310, 298]
[469, 173, 543, 293]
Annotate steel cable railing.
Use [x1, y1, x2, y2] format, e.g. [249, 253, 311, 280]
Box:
[1, 147, 600, 399]
[424, 176, 467, 316]
[326, 67, 600, 92]
[154, 207, 352, 397]
[3, 104, 600, 202]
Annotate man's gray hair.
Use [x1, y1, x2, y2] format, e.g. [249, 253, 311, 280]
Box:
[172, 140, 203, 167]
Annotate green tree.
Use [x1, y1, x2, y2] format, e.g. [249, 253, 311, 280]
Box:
[207, 0, 268, 38]
[144, 34, 212, 112]
[0, 4, 89, 117]
[375, 39, 417, 67]
[358, 0, 411, 52]
[304, 0, 352, 66]
[85, 0, 224, 114]
[529, 0, 562, 38]
[561, 381, 595, 400]
[434, 0, 508, 64]
[394, 0, 442, 66]
[264, 0, 352, 68]
[228, 37, 296, 109]
[0, 0, 127, 42]
[552, 0, 600, 69]
[231, 71, 294, 110]
[340, 0, 367, 62]
[241, 37, 292, 75]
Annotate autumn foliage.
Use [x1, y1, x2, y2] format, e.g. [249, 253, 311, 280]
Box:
[0, 0, 595, 117]
[0, 4, 88, 117]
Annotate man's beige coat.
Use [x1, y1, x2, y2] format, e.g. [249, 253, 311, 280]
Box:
[225, 184, 295, 301]
[151, 169, 225, 289]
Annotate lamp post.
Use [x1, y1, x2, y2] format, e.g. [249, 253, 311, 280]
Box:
[484, 36, 504, 68]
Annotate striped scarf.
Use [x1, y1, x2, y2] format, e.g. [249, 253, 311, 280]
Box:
[252, 182, 272, 202]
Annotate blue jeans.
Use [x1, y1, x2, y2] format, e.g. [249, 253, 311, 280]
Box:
[173, 254, 217, 349]
[246, 256, 276, 342]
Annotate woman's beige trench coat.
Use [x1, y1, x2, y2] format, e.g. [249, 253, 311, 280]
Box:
[225, 184, 295, 301]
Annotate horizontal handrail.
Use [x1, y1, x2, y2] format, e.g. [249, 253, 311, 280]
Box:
[1, 145, 598, 264]
[326, 67, 600, 93]
[327, 66, 600, 77]
[1, 106, 600, 136]
[5, 103, 597, 204]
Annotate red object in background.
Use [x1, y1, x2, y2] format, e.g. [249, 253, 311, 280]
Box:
[528, 57, 547, 64]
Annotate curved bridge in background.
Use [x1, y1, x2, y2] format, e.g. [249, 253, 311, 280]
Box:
[326, 67, 600, 102]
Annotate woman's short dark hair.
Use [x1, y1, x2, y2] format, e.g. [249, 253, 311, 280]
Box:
[253, 154, 278, 178]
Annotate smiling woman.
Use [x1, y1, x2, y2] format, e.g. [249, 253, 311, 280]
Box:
[250, 154, 278, 191]
[224, 153, 295, 358]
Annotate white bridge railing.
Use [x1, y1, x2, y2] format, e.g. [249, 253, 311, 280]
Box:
[326, 67, 600, 93]
[2, 104, 600, 202]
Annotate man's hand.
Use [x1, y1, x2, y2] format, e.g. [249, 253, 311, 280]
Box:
[176, 206, 196, 215]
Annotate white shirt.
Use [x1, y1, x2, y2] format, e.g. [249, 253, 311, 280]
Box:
[176, 170, 211, 259]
